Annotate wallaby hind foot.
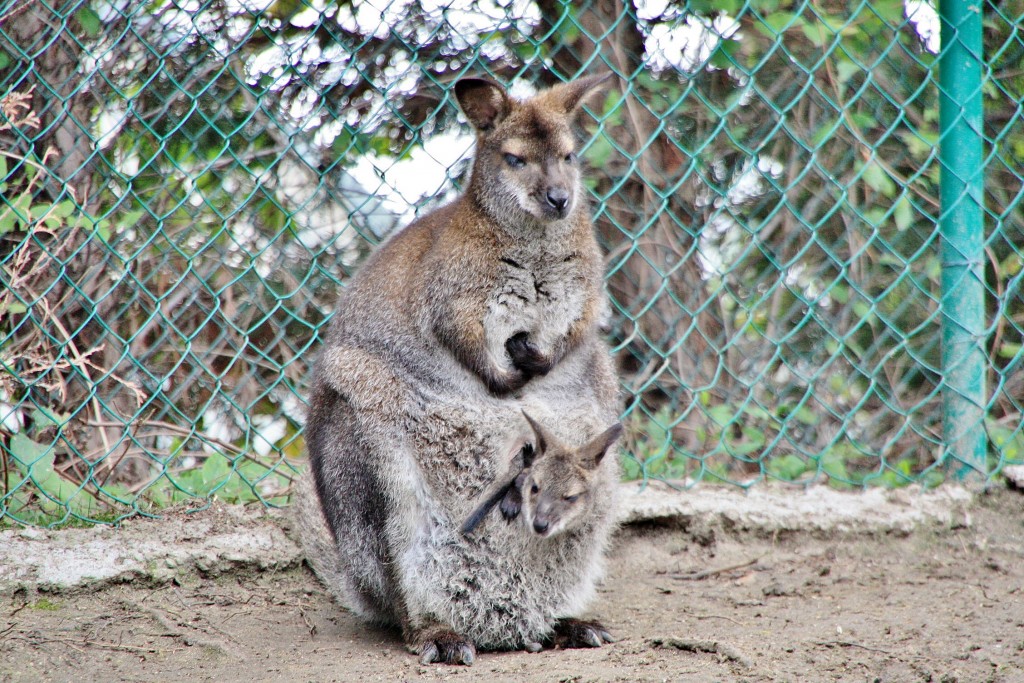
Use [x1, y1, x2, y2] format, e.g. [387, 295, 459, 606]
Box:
[551, 617, 616, 649]
[413, 623, 477, 666]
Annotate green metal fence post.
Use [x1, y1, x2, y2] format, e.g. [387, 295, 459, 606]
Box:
[938, 0, 987, 479]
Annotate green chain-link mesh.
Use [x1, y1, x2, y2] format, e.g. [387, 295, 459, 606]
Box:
[1, 0, 1021, 527]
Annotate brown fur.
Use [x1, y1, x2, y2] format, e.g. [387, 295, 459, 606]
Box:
[336, 74, 612, 396]
[300, 74, 621, 659]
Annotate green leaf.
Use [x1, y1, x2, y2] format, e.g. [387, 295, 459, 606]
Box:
[852, 300, 873, 319]
[893, 196, 913, 231]
[0, 210, 16, 235]
[692, 0, 742, 16]
[75, 7, 103, 36]
[689, 0, 719, 14]
[767, 454, 809, 481]
[861, 161, 896, 198]
[759, 12, 805, 37]
[998, 342, 1023, 360]
[0, 301, 27, 316]
[53, 201, 77, 218]
[583, 133, 613, 169]
[9, 432, 53, 471]
[95, 219, 112, 242]
[727, 427, 766, 456]
[800, 22, 829, 47]
[872, 0, 905, 25]
[793, 406, 819, 426]
[710, 38, 741, 70]
[200, 454, 231, 488]
[621, 456, 642, 481]
[836, 60, 862, 85]
[12, 192, 32, 223]
[30, 407, 65, 428]
[119, 209, 146, 228]
[707, 404, 736, 427]
[8, 433, 78, 505]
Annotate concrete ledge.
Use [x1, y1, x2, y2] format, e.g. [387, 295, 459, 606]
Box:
[0, 504, 301, 595]
[1, 484, 975, 594]
[617, 481, 974, 533]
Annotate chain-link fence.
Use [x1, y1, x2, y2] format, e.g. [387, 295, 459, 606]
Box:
[1, 0, 1022, 527]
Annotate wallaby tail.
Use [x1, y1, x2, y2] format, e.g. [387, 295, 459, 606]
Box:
[291, 466, 401, 627]
[291, 467, 347, 602]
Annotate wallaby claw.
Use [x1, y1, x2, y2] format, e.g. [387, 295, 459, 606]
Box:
[552, 618, 615, 649]
[417, 632, 476, 666]
[419, 642, 439, 665]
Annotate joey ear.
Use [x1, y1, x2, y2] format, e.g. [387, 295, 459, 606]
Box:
[454, 78, 512, 132]
[521, 411, 550, 458]
[548, 72, 613, 115]
[582, 422, 623, 470]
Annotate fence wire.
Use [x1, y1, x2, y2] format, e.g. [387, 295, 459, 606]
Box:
[1, 0, 1022, 526]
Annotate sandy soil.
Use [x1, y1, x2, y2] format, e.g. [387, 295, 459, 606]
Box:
[2, 488, 1023, 683]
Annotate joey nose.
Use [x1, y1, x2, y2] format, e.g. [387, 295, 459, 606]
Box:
[546, 188, 569, 214]
[533, 518, 550, 535]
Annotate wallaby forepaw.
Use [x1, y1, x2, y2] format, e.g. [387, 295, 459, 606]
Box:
[552, 618, 615, 649]
[417, 631, 476, 666]
[499, 486, 523, 521]
[505, 332, 552, 376]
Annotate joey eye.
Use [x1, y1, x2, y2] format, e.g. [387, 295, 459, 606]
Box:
[564, 494, 580, 503]
[504, 153, 526, 168]
[530, 483, 540, 494]
[564, 151, 578, 164]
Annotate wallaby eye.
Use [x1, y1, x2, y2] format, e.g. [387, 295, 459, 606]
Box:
[530, 483, 540, 494]
[564, 494, 580, 503]
[504, 153, 525, 169]
[564, 151, 577, 164]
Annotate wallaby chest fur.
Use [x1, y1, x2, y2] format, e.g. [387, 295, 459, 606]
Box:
[330, 197, 603, 392]
[298, 74, 621, 654]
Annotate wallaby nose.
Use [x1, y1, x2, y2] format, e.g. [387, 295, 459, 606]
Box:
[546, 188, 569, 213]
[533, 518, 550, 535]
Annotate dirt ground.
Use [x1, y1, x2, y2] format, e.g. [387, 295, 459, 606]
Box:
[3, 488, 1023, 683]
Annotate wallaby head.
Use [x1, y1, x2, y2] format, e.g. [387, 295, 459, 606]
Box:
[519, 412, 623, 538]
[454, 74, 611, 226]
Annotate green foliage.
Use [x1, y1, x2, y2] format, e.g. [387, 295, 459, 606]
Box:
[30, 598, 62, 611]
[622, 407, 692, 482]
[2, 0, 1022, 527]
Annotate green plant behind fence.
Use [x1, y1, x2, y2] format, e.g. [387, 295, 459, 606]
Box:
[1, 0, 1022, 527]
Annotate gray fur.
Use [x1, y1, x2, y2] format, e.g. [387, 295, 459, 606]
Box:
[297, 74, 620, 653]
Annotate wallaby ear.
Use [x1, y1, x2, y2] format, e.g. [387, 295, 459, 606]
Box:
[454, 78, 512, 132]
[582, 422, 623, 470]
[546, 72, 613, 115]
[521, 411, 550, 458]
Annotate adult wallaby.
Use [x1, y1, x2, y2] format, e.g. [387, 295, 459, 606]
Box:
[461, 412, 623, 538]
[299, 73, 621, 665]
